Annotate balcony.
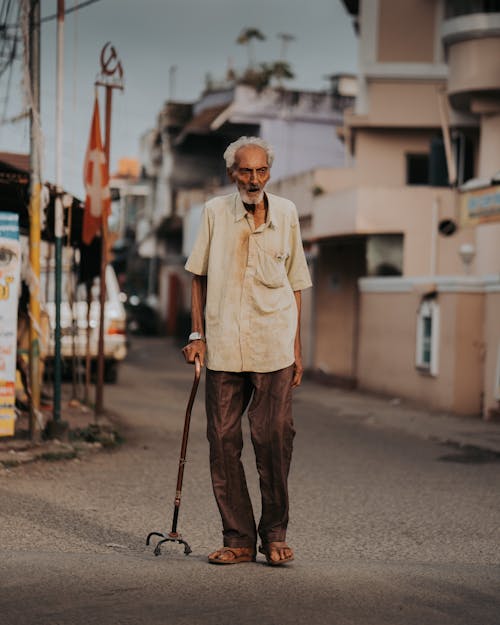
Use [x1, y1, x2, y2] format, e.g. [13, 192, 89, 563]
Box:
[311, 185, 461, 276]
[442, 12, 500, 109]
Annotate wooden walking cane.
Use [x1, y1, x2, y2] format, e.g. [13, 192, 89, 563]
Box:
[146, 355, 201, 556]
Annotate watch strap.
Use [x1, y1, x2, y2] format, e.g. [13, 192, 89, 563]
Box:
[188, 331, 205, 342]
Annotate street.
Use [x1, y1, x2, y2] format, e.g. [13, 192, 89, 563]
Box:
[1, 337, 499, 625]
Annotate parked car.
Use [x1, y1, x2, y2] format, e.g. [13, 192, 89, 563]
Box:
[125, 294, 160, 336]
[42, 265, 127, 383]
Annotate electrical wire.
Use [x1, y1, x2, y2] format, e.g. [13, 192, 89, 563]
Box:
[40, 0, 104, 23]
[1, 45, 15, 121]
[0, 0, 19, 76]
[1, 0, 104, 27]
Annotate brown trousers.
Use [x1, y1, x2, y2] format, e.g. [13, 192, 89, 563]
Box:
[205, 365, 295, 549]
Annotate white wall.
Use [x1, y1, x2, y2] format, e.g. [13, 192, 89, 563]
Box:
[261, 118, 346, 182]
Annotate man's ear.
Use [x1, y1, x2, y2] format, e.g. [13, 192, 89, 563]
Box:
[227, 167, 235, 181]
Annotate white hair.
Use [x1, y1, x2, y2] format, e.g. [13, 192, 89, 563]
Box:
[223, 136, 274, 170]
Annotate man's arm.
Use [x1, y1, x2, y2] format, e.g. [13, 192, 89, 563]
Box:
[292, 290, 303, 388]
[182, 275, 207, 366]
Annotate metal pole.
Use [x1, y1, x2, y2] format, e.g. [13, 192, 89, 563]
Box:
[84, 280, 92, 405]
[53, 0, 65, 423]
[65, 199, 79, 402]
[28, 0, 42, 442]
[437, 89, 457, 186]
[94, 86, 112, 415]
[93, 42, 123, 415]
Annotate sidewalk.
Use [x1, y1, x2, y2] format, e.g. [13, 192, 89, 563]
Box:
[2, 338, 500, 469]
[297, 380, 500, 455]
[0, 387, 122, 470]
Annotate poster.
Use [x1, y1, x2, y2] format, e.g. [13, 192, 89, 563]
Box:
[460, 184, 500, 227]
[0, 212, 20, 437]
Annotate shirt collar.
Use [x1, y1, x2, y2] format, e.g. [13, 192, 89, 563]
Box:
[233, 192, 276, 229]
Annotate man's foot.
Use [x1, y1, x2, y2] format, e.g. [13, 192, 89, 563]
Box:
[208, 546, 256, 565]
[259, 541, 294, 566]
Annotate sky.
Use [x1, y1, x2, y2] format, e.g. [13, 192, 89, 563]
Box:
[0, 0, 358, 197]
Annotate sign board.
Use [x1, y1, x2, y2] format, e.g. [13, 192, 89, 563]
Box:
[0, 212, 20, 436]
[460, 184, 500, 227]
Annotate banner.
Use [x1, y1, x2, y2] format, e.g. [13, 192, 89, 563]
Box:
[0, 212, 21, 436]
[460, 184, 500, 227]
[83, 95, 111, 245]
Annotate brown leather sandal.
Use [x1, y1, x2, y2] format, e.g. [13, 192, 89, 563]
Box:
[259, 541, 294, 566]
[208, 546, 256, 565]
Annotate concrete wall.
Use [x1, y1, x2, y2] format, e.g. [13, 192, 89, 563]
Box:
[377, 0, 437, 63]
[267, 171, 315, 220]
[314, 238, 365, 381]
[447, 37, 500, 99]
[348, 81, 447, 128]
[478, 112, 500, 179]
[267, 167, 356, 221]
[261, 118, 346, 182]
[357, 282, 485, 415]
[312, 185, 472, 277]
[483, 289, 500, 418]
[356, 130, 435, 186]
[448, 291, 485, 414]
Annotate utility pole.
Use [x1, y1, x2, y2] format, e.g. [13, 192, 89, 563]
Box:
[94, 42, 124, 416]
[52, 0, 65, 428]
[28, 0, 42, 442]
[169, 65, 177, 100]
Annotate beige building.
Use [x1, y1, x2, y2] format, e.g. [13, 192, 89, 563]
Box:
[280, 0, 500, 418]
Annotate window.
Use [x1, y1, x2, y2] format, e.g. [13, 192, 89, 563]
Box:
[366, 234, 404, 276]
[416, 297, 439, 375]
[445, 0, 500, 19]
[406, 154, 429, 185]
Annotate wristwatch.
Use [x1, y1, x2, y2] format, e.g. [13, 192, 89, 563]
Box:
[188, 331, 205, 342]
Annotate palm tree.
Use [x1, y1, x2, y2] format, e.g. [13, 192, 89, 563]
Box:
[277, 33, 296, 61]
[236, 27, 266, 68]
[240, 61, 295, 91]
[269, 61, 295, 88]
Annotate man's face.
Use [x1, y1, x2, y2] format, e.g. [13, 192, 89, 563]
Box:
[229, 145, 270, 205]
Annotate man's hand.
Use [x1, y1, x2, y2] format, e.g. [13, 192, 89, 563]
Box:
[291, 356, 303, 388]
[182, 339, 206, 367]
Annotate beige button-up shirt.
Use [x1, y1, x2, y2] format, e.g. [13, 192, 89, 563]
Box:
[185, 192, 312, 373]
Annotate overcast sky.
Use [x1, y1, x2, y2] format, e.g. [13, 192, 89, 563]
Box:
[0, 0, 358, 196]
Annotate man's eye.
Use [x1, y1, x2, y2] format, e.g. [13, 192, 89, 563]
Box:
[0, 248, 16, 266]
[258, 168, 268, 174]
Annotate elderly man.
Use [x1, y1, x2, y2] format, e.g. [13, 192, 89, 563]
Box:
[183, 136, 312, 566]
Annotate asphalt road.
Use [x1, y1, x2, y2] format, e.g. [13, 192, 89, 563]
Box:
[1, 337, 499, 625]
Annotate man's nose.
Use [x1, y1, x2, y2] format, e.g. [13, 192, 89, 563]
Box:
[250, 170, 258, 183]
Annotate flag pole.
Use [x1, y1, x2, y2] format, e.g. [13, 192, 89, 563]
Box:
[94, 43, 124, 416]
[94, 87, 111, 416]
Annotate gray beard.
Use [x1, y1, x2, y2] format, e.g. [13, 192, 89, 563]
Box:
[239, 189, 264, 205]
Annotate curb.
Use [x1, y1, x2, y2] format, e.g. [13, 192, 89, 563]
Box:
[0, 418, 123, 471]
[296, 382, 500, 455]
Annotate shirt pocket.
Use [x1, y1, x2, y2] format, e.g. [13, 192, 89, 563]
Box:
[255, 246, 289, 288]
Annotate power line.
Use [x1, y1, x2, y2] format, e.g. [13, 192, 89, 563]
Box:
[1, 43, 15, 121]
[0, 0, 19, 80]
[40, 0, 104, 23]
[1, 0, 104, 27]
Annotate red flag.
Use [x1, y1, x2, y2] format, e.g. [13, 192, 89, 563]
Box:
[82, 96, 110, 245]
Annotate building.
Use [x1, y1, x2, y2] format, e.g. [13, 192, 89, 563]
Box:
[141, 80, 355, 334]
[295, 0, 500, 418]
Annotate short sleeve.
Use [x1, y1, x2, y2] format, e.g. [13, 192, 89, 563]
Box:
[185, 204, 211, 276]
[285, 208, 312, 291]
